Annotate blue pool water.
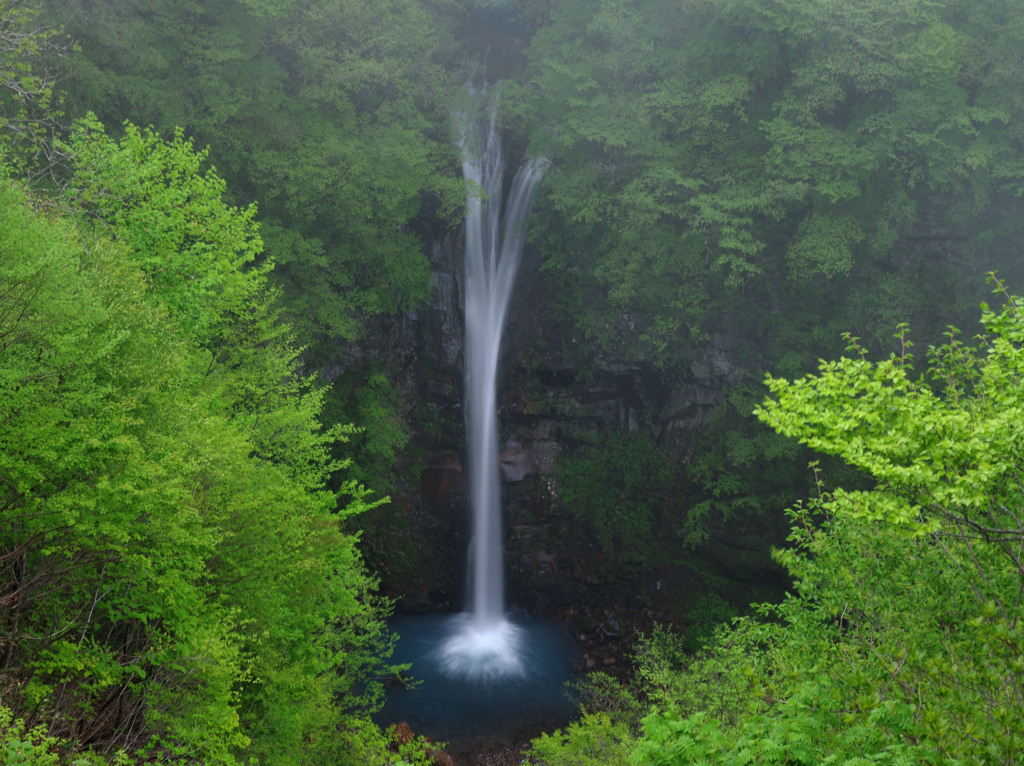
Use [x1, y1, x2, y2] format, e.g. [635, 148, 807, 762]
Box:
[376, 612, 580, 745]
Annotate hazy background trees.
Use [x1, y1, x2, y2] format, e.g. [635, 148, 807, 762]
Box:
[5, 0, 1024, 760]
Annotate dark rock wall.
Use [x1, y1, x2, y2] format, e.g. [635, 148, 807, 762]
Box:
[364, 218, 787, 627]
[350, 11, 1024, 630]
[349, 188, 1015, 638]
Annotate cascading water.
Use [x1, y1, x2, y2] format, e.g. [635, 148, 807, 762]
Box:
[438, 86, 545, 680]
[376, 87, 576, 746]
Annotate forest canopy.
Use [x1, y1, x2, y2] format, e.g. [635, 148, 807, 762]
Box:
[4, 0, 1024, 762]
[37, 0, 1024, 372]
[42, 0, 474, 352]
[506, 0, 1024, 366]
[0, 4, 410, 761]
[531, 287, 1024, 765]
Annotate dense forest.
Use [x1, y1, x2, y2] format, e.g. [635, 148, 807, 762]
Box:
[2, 0, 1023, 763]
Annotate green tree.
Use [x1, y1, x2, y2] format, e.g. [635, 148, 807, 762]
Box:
[66, 115, 265, 340]
[0, 0, 72, 180]
[557, 431, 674, 559]
[0, 170, 245, 760]
[531, 284, 1024, 764]
[45, 0, 472, 350]
[1, 118, 401, 763]
[509, 0, 1024, 367]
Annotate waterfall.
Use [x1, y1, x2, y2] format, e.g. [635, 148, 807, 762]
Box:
[438, 86, 544, 680]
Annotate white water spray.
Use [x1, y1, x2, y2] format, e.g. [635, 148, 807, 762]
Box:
[439, 87, 544, 681]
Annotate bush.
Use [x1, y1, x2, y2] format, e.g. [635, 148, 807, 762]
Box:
[557, 432, 674, 559]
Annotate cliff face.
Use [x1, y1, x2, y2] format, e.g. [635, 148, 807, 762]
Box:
[339, 11, 1024, 632]
[342, 175, 1024, 642]
[349, 223, 791, 629]
[342, 182, 1023, 656]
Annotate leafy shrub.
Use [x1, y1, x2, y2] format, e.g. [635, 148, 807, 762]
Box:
[534, 289, 1024, 765]
[530, 713, 634, 766]
[557, 431, 674, 559]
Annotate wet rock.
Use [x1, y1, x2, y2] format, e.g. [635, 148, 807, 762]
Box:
[498, 439, 534, 481]
[600, 613, 624, 639]
[420, 458, 466, 500]
[393, 721, 414, 746]
[661, 383, 720, 420]
[427, 374, 458, 399]
[578, 613, 601, 634]
[428, 747, 456, 766]
[429, 233, 464, 369]
[499, 438, 561, 480]
[532, 550, 557, 574]
[690, 345, 744, 386]
[396, 593, 439, 613]
[531, 441, 560, 474]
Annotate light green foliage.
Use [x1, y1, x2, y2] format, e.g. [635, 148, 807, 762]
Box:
[634, 692, 922, 766]
[529, 666, 641, 762]
[557, 431, 674, 559]
[67, 116, 265, 339]
[2, 706, 63, 766]
[0, 120, 395, 763]
[1, 705, 139, 765]
[535, 287, 1024, 764]
[757, 298, 1024, 544]
[630, 503, 1017, 763]
[530, 713, 634, 766]
[671, 291, 1024, 761]
[0, 173, 245, 760]
[529, 623, 767, 763]
[0, 1, 71, 179]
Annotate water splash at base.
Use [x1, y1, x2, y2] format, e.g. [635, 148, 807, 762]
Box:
[378, 613, 579, 746]
[437, 613, 525, 681]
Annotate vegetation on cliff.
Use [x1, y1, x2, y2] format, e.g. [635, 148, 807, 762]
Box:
[532, 286, 1024, 763]
[511, 0, 1024, 363]
[4, 0, 1024, 760]
[0, 4, 420, 762]
[510, 0, 1024, 599]
[42, 0, 473, 353]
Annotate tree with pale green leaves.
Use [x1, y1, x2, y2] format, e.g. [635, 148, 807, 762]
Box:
[0, 115, 413, 762]
[530, 281, 1024, 764]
